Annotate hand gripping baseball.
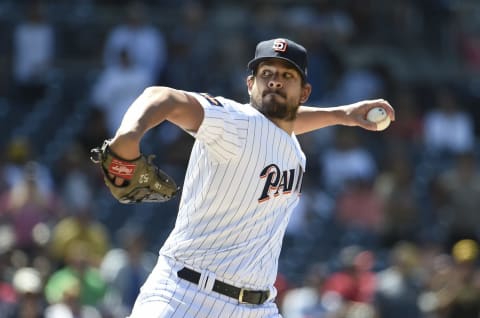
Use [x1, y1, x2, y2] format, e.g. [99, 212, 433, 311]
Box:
[90, 140, 179, 203]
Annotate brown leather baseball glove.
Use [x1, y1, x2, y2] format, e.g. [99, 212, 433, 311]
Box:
[90, 140, 178, 203]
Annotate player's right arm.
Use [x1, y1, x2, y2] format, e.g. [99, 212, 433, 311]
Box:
[108, 86, 204, 160]
[294, 99, 395, 135]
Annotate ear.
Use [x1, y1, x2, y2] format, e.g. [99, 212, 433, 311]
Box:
[246, 75, 254, 95]
[300, 83, 312, 104]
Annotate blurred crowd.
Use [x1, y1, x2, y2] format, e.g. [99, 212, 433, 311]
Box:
[0, 0, 479, 317]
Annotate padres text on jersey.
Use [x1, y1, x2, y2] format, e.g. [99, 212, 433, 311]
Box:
[161, 92, 306, 290]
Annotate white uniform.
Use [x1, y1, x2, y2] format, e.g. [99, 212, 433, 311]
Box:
[129, 92, 306, 318]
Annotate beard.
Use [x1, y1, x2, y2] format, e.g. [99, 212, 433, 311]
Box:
[251, 89, 299, 121]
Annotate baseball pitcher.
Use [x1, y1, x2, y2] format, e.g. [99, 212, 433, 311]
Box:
[91, 38, 395, 318]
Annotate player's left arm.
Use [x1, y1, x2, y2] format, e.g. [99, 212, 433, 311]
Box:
[294, 99, 395, 135]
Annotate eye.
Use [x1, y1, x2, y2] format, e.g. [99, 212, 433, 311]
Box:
[261, 69, 272, 77]
[283, 72, 293, 79]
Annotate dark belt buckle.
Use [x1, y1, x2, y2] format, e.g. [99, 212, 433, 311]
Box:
[238, 289, 270, 305]
[238, 288, 248, 304]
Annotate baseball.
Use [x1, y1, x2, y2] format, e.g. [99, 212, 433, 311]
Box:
[366, 107, 391, 131]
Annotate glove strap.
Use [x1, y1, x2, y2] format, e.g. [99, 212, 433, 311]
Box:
[108, 158, 137, 180]
[102, 140, 142, 180]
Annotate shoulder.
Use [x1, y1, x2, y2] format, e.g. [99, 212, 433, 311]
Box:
[189, 93, 248, 112]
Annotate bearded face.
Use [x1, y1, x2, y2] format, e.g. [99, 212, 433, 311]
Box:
[250, 87, 300, 121]
[247, 60, 310, 121]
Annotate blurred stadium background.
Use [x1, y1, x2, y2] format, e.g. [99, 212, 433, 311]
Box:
[0, 0, 479, 317]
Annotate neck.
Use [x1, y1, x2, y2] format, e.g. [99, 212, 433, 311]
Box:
[268, 117, 295, 135]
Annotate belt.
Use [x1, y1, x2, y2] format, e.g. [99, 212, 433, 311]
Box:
[177, 267, 270, 305]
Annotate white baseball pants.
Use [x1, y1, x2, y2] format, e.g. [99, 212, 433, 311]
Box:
[128, 254, 281, 318]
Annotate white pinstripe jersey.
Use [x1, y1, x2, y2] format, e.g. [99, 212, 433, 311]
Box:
[161, 92, 306, 290]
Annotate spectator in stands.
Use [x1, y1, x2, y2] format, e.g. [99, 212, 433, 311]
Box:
[165, 1, 213, 91]
[45, 241, 107, 308]
[322, 246, 377, 302]
[385, 86, 423, 154]
[444, 239, 480, 318]
[335, 177, 385, 245]
[374, 241, 423, 318]
[100, 226, 156, 318]
[383, 1, 424, 47]
[102, 0, 167, 84]
[0, 161, 63, 257]
[12, 1, 55, 106]
[282, 4, 350, 104]
[374, 148, 421, 246]
[321, 246, 378, 316]
[248, 3, 283, 42]
[434, 151, 480, 246]
[325, 62, 388, 106]
[2, 137, 54, 195]
[211, 35, 251, 101]
[48, 202, 110, 268]
[281, 262, 327, 318]
[419, 239, 480, 318]
[48, 147, 110, 266]
[91, 48, 151, 136]
[320, 127, 377, 195]
[9, 266, 46, 318]
[417, 248, 454, 317]
[0, 249, 17, 318]
[452, 4, 480, 72]
[423, 86, 475, 156]
[56, 144, 96, 212]
[52, 142, 107, 218]
[44, 274, 101, 318]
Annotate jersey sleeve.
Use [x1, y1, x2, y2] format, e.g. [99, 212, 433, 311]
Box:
[186, 92, 244, 162]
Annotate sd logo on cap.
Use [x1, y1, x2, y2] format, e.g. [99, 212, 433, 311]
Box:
[247, 38, 308, 80]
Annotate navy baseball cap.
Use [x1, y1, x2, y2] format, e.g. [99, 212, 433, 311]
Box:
[248, 38, 308, 80]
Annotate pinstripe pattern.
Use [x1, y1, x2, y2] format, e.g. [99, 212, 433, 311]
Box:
[131, 92, 305, 317]
[129, 255, 281, 318]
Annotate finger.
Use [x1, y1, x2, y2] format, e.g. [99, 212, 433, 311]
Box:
[114, 177, 125, 186]
[108, 172, 125, 186]
[359, 117, 378, 131]
[378, 100, 395, 121]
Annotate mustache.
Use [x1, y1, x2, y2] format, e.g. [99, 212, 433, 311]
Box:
[262, 89, 286, 98]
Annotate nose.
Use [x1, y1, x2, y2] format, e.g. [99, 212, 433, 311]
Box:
[268, 76, 283, 89]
